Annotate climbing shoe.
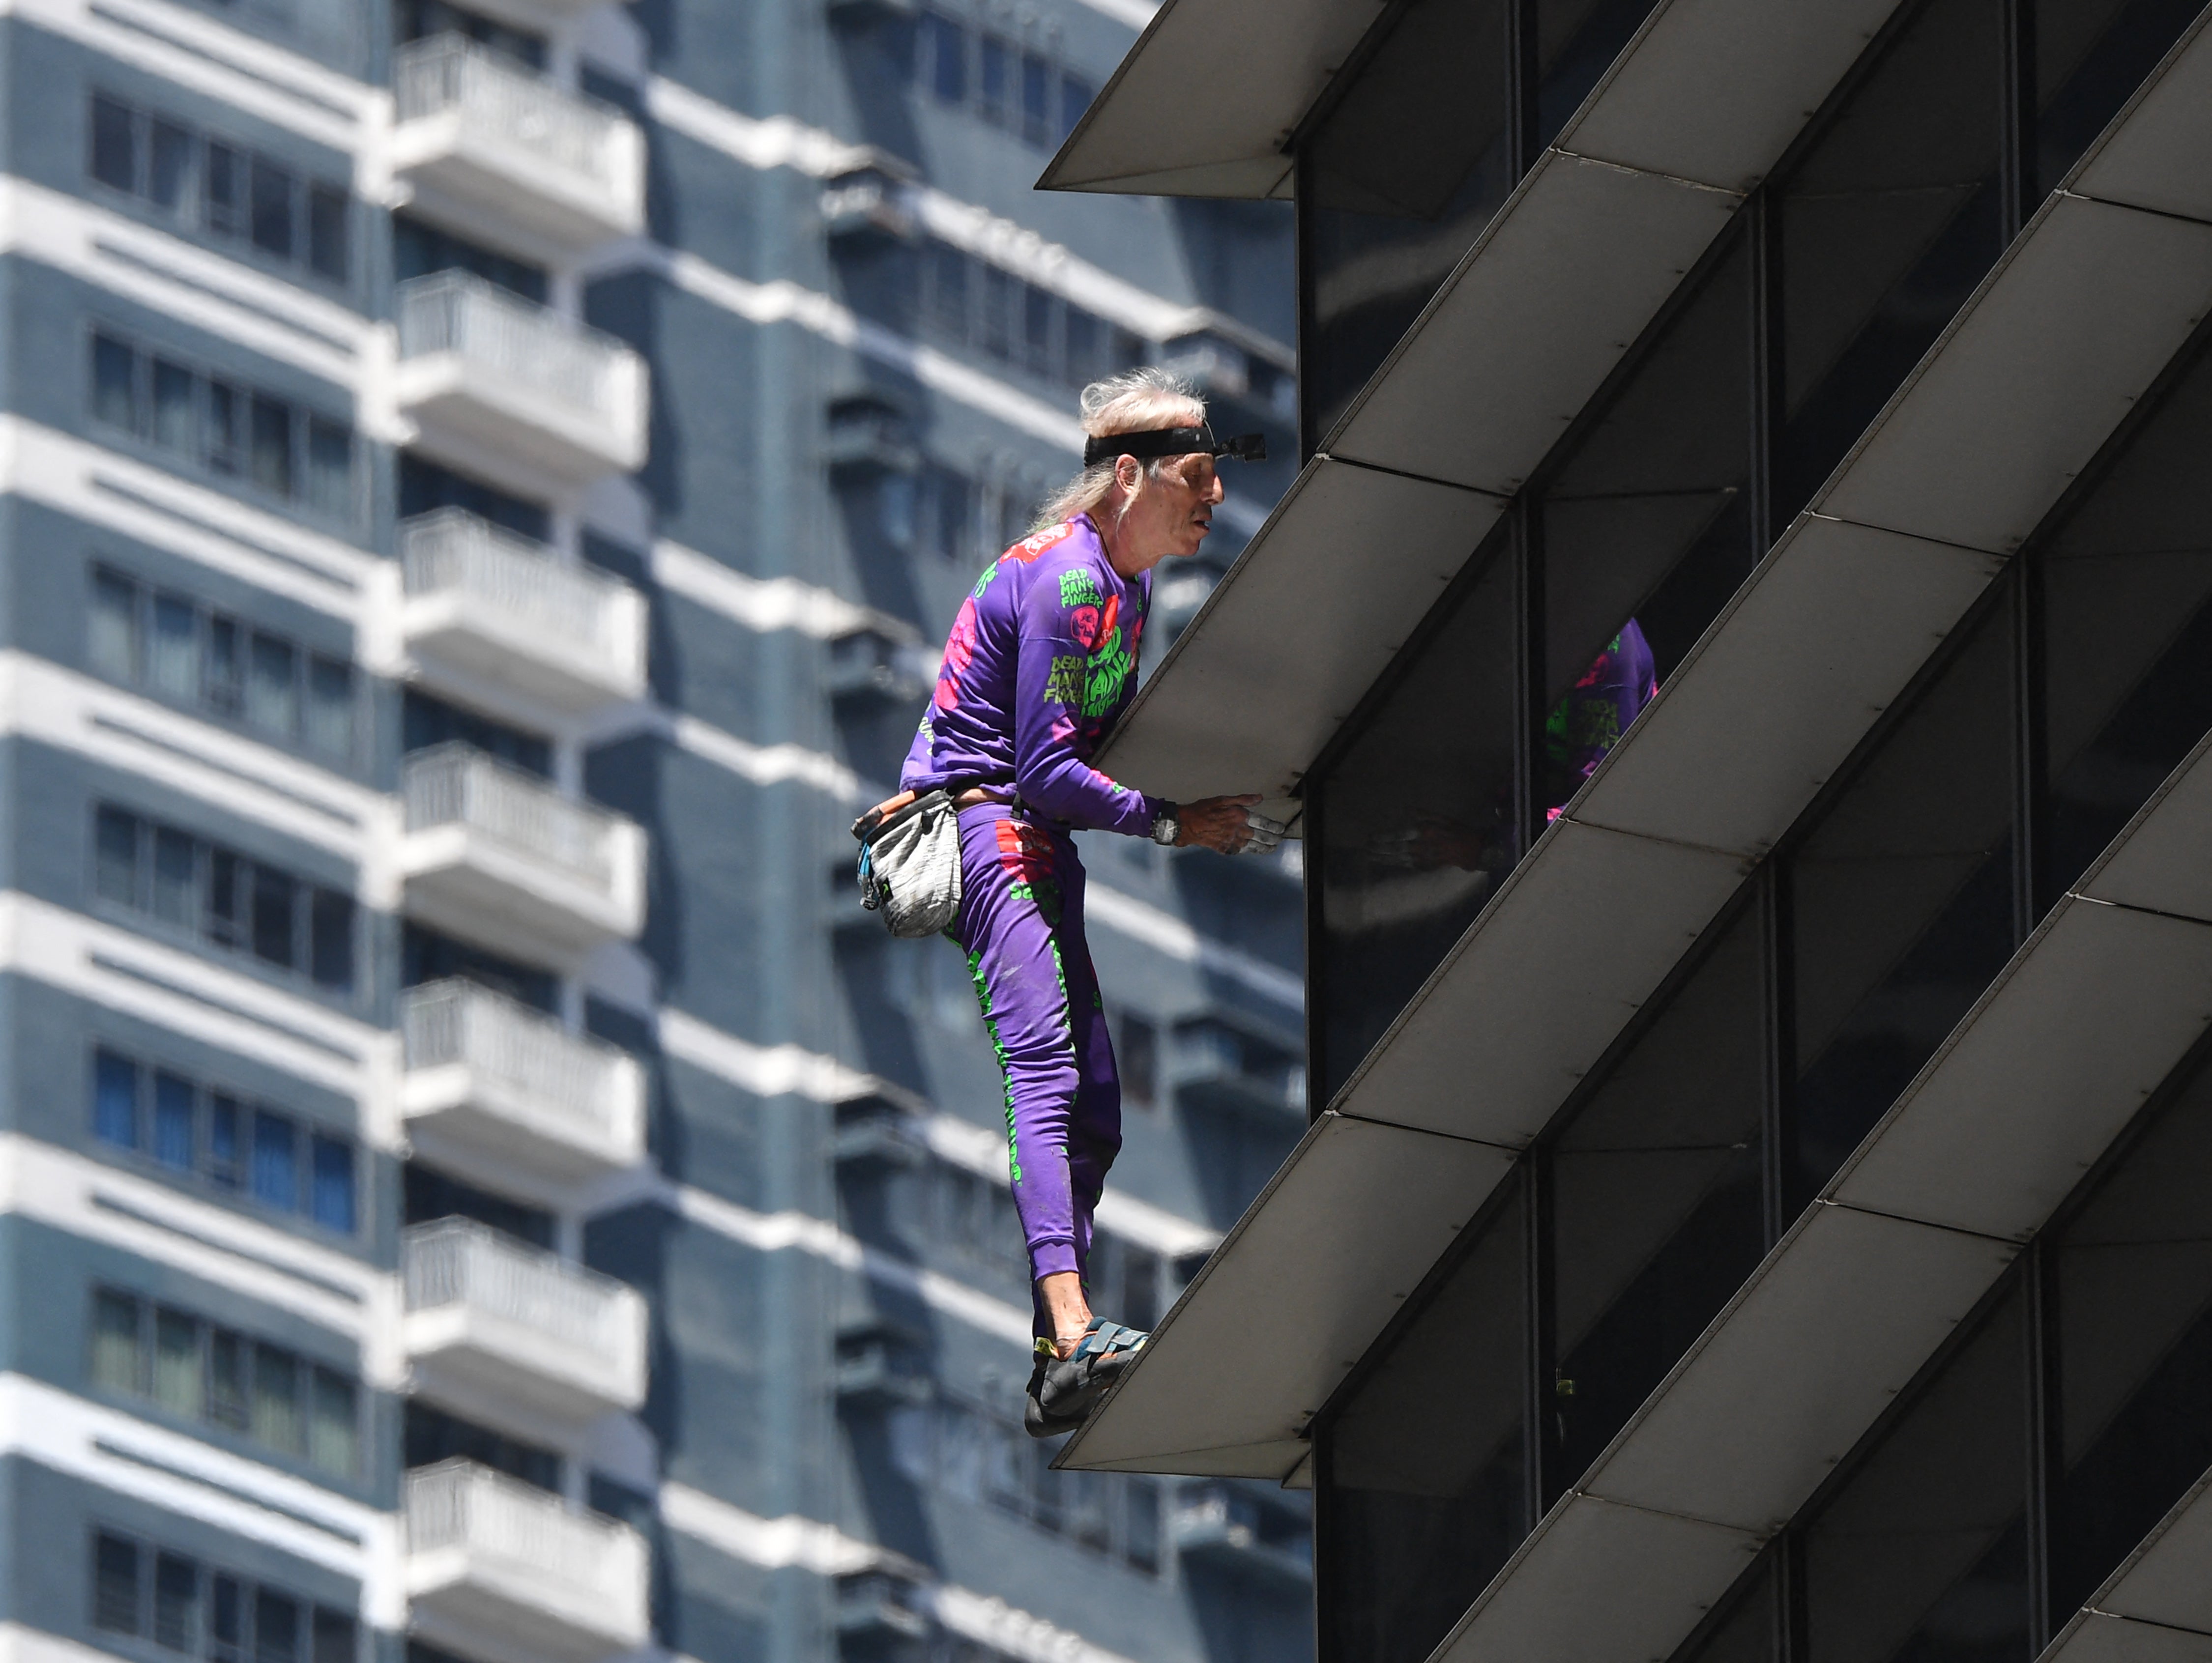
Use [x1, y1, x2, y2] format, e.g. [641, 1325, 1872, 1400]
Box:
[1024, 1319, 1149, 1438]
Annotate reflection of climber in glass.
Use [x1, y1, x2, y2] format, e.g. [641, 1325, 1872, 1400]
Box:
[1375, 620, 1658, 877]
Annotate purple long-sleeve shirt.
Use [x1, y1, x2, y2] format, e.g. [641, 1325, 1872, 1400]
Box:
[901, 514, 1162, 835]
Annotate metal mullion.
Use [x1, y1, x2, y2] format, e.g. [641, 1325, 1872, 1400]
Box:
[2024, 1237, 2061, 1652]
[1777, 1529, 1809, 1663]
[1510, 0, 1542, 182]
[2015, 551, 2050, 930]
[1295, 146, 1320, 463]
[2001, 0, 2038, 239]
[1303, 781, 1328, 1122]
[1760, 860, 1796, 1248]
[1514, 499, 1545, 858]
[1524, 1149, 1558, 1520]
[1751, 186, 1785, 551]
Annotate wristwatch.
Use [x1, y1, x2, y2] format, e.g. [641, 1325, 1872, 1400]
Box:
[1149, 803, 1180, 847]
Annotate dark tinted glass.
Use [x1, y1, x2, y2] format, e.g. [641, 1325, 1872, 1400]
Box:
[405, 1399, 561, 1491]
[2033, 0, 2206, 192]
[402, 923, 557, 1011]
[1321, 1177, 1526, 1663]
[2040, 333, 2212, 898]
[1541, 224, 1755, 734]
[1535, 0, 1662, 145]
[96, 1050, 141, 1148]
[1551, 899, 1765, 1495]
[2049, 1050, 2212, 1618]
[1313, 521, 1517, 1100]
[1774, 0, 2006, 522]
[93, 1532, 140, 1633]
[154, 1552, 197, 1652]
[249, 157, 292, 257]
[92, 95, 136, 191]
[309, 889, 353, 991]
[393, 212, 547, 304]
[1803, 1275, 2030, 1663]
[153, 1072, 194, 1170]
[1672, 1559, 1776, 1663]
[1300, 0, 1514, 443]
[1788, 586, 2016, 1205]
[398, 453, 550, 542]
[404, 688, 551, 775]
[405, 1160, 555, 1247]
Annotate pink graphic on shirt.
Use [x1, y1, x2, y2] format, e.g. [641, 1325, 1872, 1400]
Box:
[1069, 605, 1102, 648]
[934, 598, 978, 711]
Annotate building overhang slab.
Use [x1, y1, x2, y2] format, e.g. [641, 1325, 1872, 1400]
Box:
[1052, 1111, 1514, 1480]
[2045, 1471, 2212, 1663]
[1060, 12, 2212, 1482]
[1092, 0, 1908, 810]
[1036, 0, 1384, 199]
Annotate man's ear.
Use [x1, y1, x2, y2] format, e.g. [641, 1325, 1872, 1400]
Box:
[1114, 454, 1143, 492]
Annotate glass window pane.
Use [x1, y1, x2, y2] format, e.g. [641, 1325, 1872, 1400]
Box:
[304, 657, 352, 761]
[149, 120, 193, 212]
[90, 568, 139, 682]
[91, 95, 137, 192]
[310, 1137, 354, 1233]
[95, 805, 140, 906]
[254, 1590, 299, 1663]
[1551, 899, 1766, 1496]
[924, 11, 966, 101]
[1314, 521, 1517, 1100]
[205, 615, 242, 716]
[2051, 1051, 2212, 1616]
[206, 381, 242, 475]
[310, 890, 354, 991]
[927, 243, 969, 339]
[152, 1553, 197, 1653]
[210, 1578, 242, 1663]
[305, 418, 352, 520]
[1542, 228, 1752, 779]
[1775, 0, 2006, 521]
[249, 395, 293, 498]
[307, 186, 348, 281]
[92, 1532, 140, 1634]
[209, 1329, 248, 1429]
[1059, 73, 1092, 141]
[249, 156, 293, 257]
[1802, 1275, 2029, 1663]
[311, 1610, 355, 1663]
[1535, 0, 1663, 148]
[308, 1368, 357, 1477]
[979, 266, 1014, 359]
[208, 1096, 242, 1190]
[148, 594, 199, 701]
[979, 34, 1009, 122]
[1021, 284, 1055, 375]
[252, 1111, 297, 1210]
[94, 1049, 141, 1148]
[1675, 1559, 1777, 1663]
[2033, 0, 2203, 195]
[246, 632, 297, 738]
[151, 358, 196, 454]
[1321, 1177, 1526, 1663]
[206, 848, 244, 947]
[91, 1288, 145, 1394]
[252, 1343, 305, 1456]
[154, 1306, 204, 1418]
[1124, 1476, 1161, 1574]
[1020, 52, 1050, 141]
[93, 333, 140, 433]
[2042, 331, 2212, 899]
[153, 826, 198, 928]
[1789, 586, 2017, 1205]
[204, 142, 243, 237]
[1300, 0, 1514, 442]
[152, 1071, 195, 1170]
[1062, 311, 1100, 389]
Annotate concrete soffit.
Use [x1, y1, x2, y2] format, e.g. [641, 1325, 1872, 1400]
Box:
[1056, 8, 2212, 1488]
[1093, 0, 1908, 818]
[2043, 1466, 2212, 1663]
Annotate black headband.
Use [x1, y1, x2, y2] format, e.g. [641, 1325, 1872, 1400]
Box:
[1082, 424, 1268, 469]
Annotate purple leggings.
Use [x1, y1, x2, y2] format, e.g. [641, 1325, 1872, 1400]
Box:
[952, 804, 1122, 1342]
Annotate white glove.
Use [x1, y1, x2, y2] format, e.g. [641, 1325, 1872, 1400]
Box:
[1242, 809, 1288, 854]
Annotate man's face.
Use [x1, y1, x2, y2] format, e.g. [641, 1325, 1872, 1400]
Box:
[1135, 452, 1224, 559]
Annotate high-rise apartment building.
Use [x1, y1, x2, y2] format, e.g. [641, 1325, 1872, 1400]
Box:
[1051, 4, 2212, 1663]
[1, 3, 1309, 1663]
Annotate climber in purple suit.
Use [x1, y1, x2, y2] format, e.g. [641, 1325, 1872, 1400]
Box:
[884, 367, 1276, 1435]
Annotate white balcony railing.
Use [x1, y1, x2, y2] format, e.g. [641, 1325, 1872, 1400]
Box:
[391, 35, 644, 257]
[403, 1218, 646, 1419]
[398, 744, 646, 962]
[406, 1459, 650, 1663]
[394, 272, 648, 489]
[400, 510, 647, 712]
[400, 978, 646, 1182]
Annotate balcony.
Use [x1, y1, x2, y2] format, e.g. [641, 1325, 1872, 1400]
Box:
[400, 979, 646, 1182]
[403, 1218, 647, 1420]
[394, 273, 648, 493]
[391, 35, 644, 260]
[406, 1459, 650, 1663]
[401, 511, 647, 714]
[398, 745, 645, 963]
[1169, 1018, 1306, 1120]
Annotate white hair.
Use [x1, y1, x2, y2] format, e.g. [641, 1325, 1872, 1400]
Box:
[1032, 367, 1208, 532]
